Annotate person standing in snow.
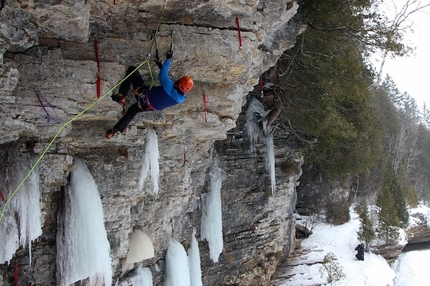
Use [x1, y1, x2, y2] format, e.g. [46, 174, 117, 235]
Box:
[106, 50, 194, 139]
[355, 243, 364, 261]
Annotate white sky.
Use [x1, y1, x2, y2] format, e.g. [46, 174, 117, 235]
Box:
[375, 1, 430, 108]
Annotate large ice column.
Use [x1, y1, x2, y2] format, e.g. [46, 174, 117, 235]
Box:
[0, 152, 42, 265]
[200, 160, 224, 263]
[188, 229, 203, 286]
[138, 127, 160, 195]
[164, 238, 191, 286]
[264, 125, 276, 195]
[56, 157, 112, 286]
[245, 97, 276, 194]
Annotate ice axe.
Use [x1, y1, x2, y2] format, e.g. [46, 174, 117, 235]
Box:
[169, 30, 174, 53]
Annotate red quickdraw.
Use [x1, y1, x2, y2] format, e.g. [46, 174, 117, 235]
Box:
[259, 75, 264, 98]
[183, 145, 188, 166]
[236, 16, 243, 50]
[0, 191, 5, 202]
[13, 262, 18, 286]
[202, 93, 208, 123]
[94, 39, 101, 98]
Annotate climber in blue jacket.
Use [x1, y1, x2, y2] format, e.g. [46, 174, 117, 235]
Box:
[106, 50, 194, 139]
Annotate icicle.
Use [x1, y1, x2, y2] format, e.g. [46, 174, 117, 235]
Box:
[200, 159, 223, 263]
[138, 128, 160, 195]
[245, 97, 276, 194]
[164, 239, 191, 286]
[265, 130, 276, 195]
[188, 229, 203, 286]
[1, 151, 42, 265]
[11, 168, 42, 263]
[57, 157, 112, 286]
[0, 214, 19, 264]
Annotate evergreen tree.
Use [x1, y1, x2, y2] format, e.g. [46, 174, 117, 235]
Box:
[406, 185, 419, 208]
[376, 186, 400, 245]
[414, 125, 430, 201]
[383, 164, 409, 227]
[356, 202, 376, 251]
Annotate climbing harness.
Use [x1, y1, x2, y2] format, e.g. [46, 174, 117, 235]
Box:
[0, 61, 156, 223]
[94, 39, 102, 98]
[134, 87, 156, 111]
[34, 88, 60, 124]
[202, 92, 208, 124]
[236, 16, 243, 50]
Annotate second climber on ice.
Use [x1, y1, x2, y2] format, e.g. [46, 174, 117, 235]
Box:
[106, 50, 194, 139]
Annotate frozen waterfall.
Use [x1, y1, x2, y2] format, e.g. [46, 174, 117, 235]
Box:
[245, 97, 276, 194]
[138, 127, 160, 195]
[200, 160, 224, 263]
[188, 229, 203, 286]
[162, 231, 203, 286]
[0, 153, 42, 265]
[164, 238, 191, 286]
[56, 157, 112, 286]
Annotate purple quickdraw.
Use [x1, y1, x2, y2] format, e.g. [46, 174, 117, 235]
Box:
[33, 88, 60, 124]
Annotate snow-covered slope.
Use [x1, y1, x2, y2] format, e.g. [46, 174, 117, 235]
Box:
[273, 205, 430, 286]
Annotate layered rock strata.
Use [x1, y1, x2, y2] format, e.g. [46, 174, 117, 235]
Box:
[0, 0, 306, 284]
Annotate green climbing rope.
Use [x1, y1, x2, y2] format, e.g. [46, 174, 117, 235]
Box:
[0, 60, 156, 222]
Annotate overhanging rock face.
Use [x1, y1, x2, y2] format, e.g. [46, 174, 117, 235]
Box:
[0, 0, 304, 145]
[0, 0, 306, 285]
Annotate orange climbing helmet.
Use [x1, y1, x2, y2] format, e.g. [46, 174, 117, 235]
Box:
[176, 76, 194, 93]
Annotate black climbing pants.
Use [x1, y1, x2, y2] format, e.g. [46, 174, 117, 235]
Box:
[119, 66, 147, 96]
[114, 103, 147, 133]
[114, 66, 149, 133]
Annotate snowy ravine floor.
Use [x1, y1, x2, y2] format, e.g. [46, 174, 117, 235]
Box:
[273, 205, 430, 286]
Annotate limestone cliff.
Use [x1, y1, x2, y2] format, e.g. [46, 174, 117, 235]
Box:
[0, 0, 305, 285]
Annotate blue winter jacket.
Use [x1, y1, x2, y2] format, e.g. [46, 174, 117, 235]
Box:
[146, 59, 186, 110]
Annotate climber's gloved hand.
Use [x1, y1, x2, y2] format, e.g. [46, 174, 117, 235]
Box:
[155, 60, 162, 69]
[166, 50, 173, 59]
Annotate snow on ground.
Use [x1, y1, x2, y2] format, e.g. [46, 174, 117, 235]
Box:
[278, 207, 395, 286]
[392, 249, 430, 286]
[391, 204, 430, 286]
[278, 204, 430, 286]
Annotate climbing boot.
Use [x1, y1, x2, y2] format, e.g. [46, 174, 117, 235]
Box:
[106, 128, 120, 139]
[111, 93, 126, 105]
